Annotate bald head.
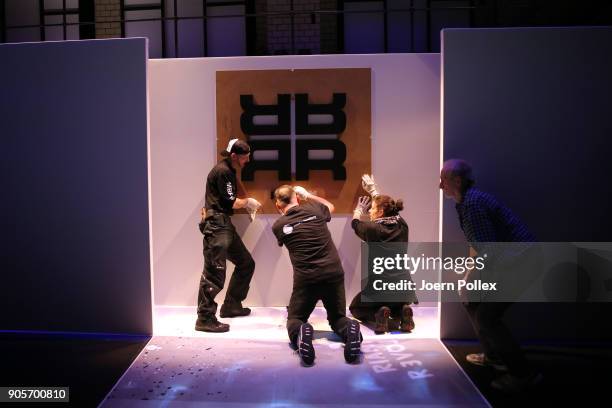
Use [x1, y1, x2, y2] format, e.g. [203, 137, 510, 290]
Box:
[442, 159, 474, 187]
[274, 185, 297, 212]
[440, 159, 475, 202]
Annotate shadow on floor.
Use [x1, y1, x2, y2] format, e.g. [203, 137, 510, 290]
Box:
[443, 339, 612, 407]
[0, 332, 150, 407]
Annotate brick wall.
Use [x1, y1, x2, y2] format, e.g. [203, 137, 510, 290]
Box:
[95, 0, 121, 39]
[90, 0, 338, 54]
[266, 0, 323, 55]
[266, 0, 291, 54]
[255, 0, 268, 54]
[293, 0, 320, 54]
[319, 0, 337, 53]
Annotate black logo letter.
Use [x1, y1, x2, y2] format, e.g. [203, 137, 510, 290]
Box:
[295, 93, 347, 135]
[240, 94, 291, 135]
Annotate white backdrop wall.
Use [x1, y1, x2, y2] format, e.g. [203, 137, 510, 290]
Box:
[149, 53, 441, 307]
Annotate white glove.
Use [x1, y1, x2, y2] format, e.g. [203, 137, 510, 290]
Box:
[361, 174, 380, 197]
[246, 207, 258, 222]
[245, 197, 261, 211]
[293, 186, 311, 200]
[353, 196, 371, 219]
[245, 198, 261, 222]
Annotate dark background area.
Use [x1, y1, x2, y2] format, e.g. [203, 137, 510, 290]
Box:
[1, 2, 611, 407]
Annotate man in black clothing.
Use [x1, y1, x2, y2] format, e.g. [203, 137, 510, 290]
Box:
[195, 139, 261, 333]
[272, 185, 362, 366]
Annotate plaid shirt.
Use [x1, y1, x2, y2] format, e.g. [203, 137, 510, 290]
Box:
[456, 188, 535, 264]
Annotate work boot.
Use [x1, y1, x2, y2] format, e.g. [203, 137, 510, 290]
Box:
[374, 306, 391, 334]
[344, 320, 362, 364]
[195, 316, 230, 333]
[297, 323, 315, 366]
[220, 302, 251, 318]
[399, 304, 415, 332]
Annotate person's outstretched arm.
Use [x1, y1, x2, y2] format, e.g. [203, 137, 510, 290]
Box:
[293, 186, 335, 213]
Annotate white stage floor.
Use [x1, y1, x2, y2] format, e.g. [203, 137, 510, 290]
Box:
[100, 307, 489, 407]
[152, 306, 440, 339]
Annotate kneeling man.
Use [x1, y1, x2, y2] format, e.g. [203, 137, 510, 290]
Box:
[272, 185, 362, 366]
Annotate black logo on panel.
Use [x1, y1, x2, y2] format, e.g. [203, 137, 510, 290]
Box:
[240, 93, 347, 181]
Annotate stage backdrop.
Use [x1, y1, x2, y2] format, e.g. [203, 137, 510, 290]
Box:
[216, 68, 372, 214]
[0, 38, 152, 335]
[149, 54, 441, 308]
[440, 27, 612, 341]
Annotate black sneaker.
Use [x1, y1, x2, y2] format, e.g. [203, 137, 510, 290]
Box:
[374, 306, 391, 334]
[195, 317, 230, 333]
[400, 304, 415, 332]
[344, 320, 361, 364]
[297, 323, 315, 366]
[220, 302, 251, 318]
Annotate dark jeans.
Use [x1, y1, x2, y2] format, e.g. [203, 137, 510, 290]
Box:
[287, 279, 354, 346]
[464, 301, 530, 376]
[349, 291, 408, 322]
[462, 247, 541, 376]
[197, 212, 255, 319]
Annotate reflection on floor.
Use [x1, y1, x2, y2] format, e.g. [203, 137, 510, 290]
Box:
[101, 307, 488, 407]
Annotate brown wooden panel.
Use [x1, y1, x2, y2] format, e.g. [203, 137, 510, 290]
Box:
[216, 68, 371, 214]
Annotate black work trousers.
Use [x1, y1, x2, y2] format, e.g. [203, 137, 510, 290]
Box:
[286, 279, 354, 346]
[197, 212, 255, 319]
[348, 291, 408, 322]
[464, 301, 530, 376]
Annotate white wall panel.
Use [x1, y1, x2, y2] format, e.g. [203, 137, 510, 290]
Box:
[149, 53, 441, 308]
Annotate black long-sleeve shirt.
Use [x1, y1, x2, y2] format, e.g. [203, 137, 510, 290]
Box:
[352, 215, 418, 304]
[351, 215, 409, 243]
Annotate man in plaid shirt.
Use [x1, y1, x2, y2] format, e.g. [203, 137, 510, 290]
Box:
[440, 159, 541, 393]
